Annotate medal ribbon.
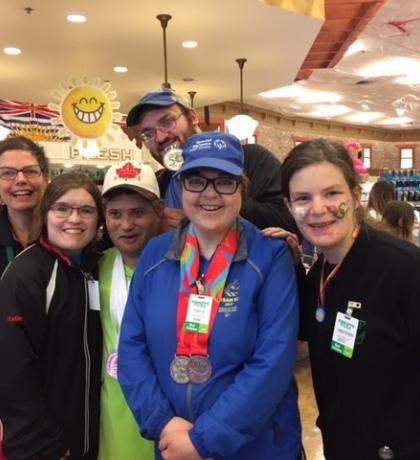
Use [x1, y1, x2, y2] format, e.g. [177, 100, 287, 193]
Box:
[318, 225, 361, 308]
[176, 221, 238, 356]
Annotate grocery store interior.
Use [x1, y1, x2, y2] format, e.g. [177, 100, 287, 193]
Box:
[2, 1, 420, 459]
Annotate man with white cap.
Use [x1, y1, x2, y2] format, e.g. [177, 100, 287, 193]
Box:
[126, 88, 299, 235]
[98, 160, 163, 460]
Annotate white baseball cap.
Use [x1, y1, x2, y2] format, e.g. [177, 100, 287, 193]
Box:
[102, 161, 160, 200]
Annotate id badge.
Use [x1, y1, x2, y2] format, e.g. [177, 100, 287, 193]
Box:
[185, 294, 213, 333]
[88, 280, 101, 311]
[331, 311, 359, 358]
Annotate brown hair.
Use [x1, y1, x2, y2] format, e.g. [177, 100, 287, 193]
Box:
[38, 173, 103, 235]
[378, 200, 415, 241]
[281, 138, 360, 201]
[367, 181, 396, 216]
[0, 136, 50, 176]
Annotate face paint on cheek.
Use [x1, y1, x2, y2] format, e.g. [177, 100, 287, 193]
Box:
[327, 201, 350, 220]
[291, 207, 307, 224]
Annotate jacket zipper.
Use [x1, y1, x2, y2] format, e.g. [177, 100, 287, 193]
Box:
[82, 274, 91, 454]
[186, 383, 195, 423]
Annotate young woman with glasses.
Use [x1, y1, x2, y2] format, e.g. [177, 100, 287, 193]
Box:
[118, 132, 303, 460]
[0, 173, 103, 460]
[0, 136, 49, 274]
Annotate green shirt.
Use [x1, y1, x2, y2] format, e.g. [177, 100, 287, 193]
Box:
[98, 247, 154, 460]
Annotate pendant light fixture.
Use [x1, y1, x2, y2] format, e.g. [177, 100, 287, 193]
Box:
[188, 91, 197, 108]
[225, 58, 259, 141]
[157, 14, 172, 89]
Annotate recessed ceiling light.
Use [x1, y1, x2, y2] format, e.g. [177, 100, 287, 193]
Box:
[113, 66, 128, 73]
[378, 117, 414, 126]
[298, 90, 341, 104]
[4, 47, 21, 55]
[344, 112, 384, 123]
[259, 84, 306, 99]
[182, 41, 198, 49]
[310, 105, 351, 118]
[67, 14, 87, 23]
[344, 40, 366, 57]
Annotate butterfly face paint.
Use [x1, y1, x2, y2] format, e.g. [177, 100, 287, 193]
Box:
[327, 201, 350, 220]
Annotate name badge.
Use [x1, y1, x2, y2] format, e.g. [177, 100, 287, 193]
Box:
[88, 280, 101, 311]
[185, 294, 213, 333]
[331, 311, 359, 358]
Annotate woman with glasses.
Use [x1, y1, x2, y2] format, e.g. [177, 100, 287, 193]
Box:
[118, 132, 302, 460]
[0, 136, 49, 274]
[0, 174, 103, 460]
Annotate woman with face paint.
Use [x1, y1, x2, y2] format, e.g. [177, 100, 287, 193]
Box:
[265, 138, 420, 460]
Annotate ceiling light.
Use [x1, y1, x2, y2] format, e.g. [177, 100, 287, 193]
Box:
[259, 84, 306, 99]
[63, 163, 74, 169]
[344, 112, 384, 123]
[395, 74, 420, 86]
[182, 41, 198, 48]
[309, 105, 351, 118]
[4, 47, 21, 55]
[226, 58, 259, 141]
[359, 57, 420, 78]
[344, 40, 366, 57]
[96, 164, 107, 169]
[378, 117, 414, 126]
[67, 14, 87, 23]
[113, 66, 128, 73]
[297, 90, 341, 104]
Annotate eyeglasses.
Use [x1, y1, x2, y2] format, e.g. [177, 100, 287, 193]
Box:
[0, 165, 43, 181]
[49, 204, 98, 219]
[182, 175, 241, 195]
[139, 111, 187, 144]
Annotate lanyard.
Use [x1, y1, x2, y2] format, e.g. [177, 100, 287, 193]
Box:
[5, 245, 14, 263]
[176, 221, 238, 357]
[318, 225, 361, 309]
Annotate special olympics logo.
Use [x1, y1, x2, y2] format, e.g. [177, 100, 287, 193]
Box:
[213, 139, 227, 150]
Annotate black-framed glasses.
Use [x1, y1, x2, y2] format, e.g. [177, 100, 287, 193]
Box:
[139, 111, 188, 144]
[0, 165, 43, 181]
[182, 175, 241, 195]
[49, 204, 98, 219]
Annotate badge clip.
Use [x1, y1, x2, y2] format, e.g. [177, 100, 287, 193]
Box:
[346, 300, 361, 317]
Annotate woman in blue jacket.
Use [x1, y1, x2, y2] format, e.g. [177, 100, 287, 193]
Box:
[118, 132, 302, 460]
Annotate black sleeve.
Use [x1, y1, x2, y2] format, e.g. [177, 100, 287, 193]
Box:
[0, 258, 66, 460]
[242, 144, 300, 236]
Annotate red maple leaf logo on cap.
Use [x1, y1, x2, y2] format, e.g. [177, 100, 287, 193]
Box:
[116, 162, 141, 179]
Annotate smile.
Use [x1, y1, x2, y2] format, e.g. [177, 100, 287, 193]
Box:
[11, 190, 32, 196]
[309, 220, 335, 228]
[199, 205, 222, 211]
[72, 102, 104, 123]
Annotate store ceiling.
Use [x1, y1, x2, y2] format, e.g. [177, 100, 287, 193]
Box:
[2, 0, 420, 131]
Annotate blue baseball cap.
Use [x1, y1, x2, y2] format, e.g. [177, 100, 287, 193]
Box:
[126, 88, 191, 127]
[176, 132, 244, 177]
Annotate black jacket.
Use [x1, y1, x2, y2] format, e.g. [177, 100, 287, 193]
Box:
[302, 226, 420, 460]
[0, 206, 24, 276]
[0, 236, 102, 460]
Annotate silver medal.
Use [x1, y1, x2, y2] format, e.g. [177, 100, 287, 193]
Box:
[169, 356, 190, 384]
[187, 356, 212, 384]
[315, 305, 326, 323]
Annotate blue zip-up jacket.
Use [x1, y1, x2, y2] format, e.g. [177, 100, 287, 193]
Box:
[118, 218, 301, 460]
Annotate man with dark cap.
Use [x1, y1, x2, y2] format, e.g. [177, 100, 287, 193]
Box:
[126, 88, 298, 235]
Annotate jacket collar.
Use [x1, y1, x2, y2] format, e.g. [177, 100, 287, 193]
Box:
[39, 234, 102, 272]
[165, 217, 248, 262]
